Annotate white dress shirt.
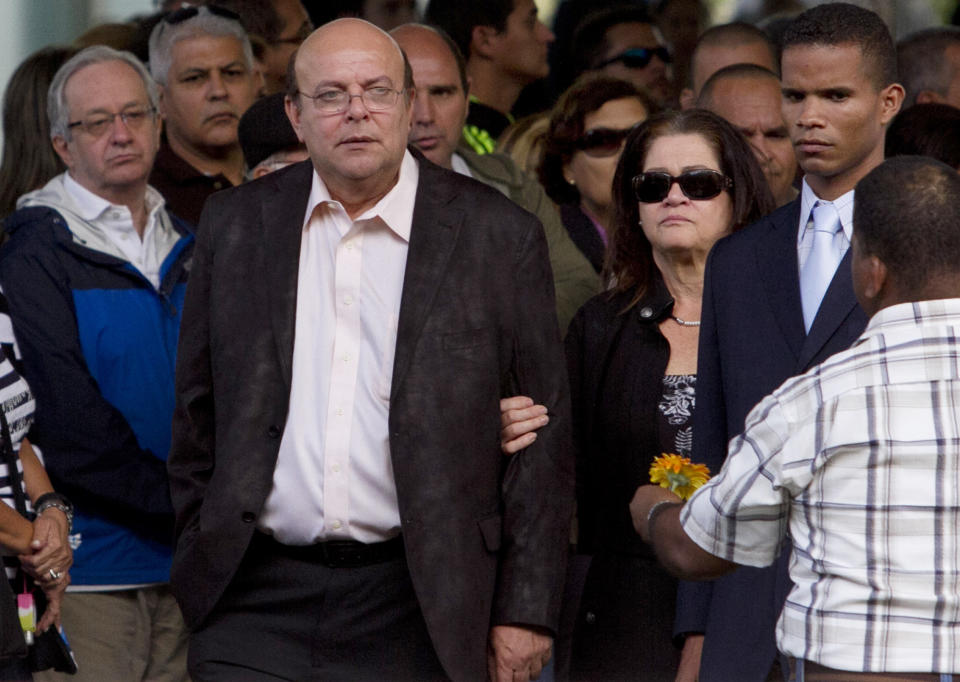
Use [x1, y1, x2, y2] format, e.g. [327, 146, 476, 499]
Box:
[62, 173, 167, 289]
[258, 151, 419, 544]
[796, 179, 854, 274]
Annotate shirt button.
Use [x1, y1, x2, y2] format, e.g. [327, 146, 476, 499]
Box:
[336, 408, 344, 417]
[639, 307, 653, 318]
[346, 243, 354, 251]
[342, 353, 351, 363]
[267, 425, 281, 438]
[343, 295, 353, 305]
[213, 181, 223, 190]
[331, 520, 342, 530]
[241, 511, 256, 523]
[585, 611, 597, 625]
[331, 464, 341, 473]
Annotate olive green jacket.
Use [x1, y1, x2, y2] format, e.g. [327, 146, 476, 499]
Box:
[455, 147, 600, 333]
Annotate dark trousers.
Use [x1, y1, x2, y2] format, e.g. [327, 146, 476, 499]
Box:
[188, 532, 447, 682]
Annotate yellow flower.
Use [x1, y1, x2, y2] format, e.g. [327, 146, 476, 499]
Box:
[650, 454, 710, 501]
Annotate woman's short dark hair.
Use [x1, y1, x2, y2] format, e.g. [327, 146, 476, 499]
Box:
[608, 108, 775, 308]
[539, 73, 658, 205]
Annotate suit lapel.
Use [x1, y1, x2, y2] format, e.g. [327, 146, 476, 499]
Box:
[262, 161, 312, 393]
[754, 200, 804, 362]
[391, 162, 463, 400]
[797, 247, 859, 369]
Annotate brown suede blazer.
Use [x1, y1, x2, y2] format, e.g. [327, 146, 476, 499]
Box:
[167, 155, 574, 681]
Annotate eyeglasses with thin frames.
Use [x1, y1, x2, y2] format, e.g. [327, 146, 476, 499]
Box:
[298, 87, 405, 115]
[66, 106, 157, 138]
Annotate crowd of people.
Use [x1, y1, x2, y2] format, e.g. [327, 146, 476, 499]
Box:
[0, 0, 957, 681]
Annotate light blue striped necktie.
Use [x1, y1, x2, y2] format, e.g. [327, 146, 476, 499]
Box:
[800, 201, 842, 332]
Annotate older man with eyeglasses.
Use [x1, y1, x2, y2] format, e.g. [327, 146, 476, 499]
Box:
[168, 16, 574, 682]
[0, 45, 194, 682]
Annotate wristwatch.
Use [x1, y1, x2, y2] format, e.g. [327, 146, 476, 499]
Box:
[34, 492, 74, 533]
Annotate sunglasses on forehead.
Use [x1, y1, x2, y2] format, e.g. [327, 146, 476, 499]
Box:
[163, 4, 240, 25]
[632, 170, 732, 203]
[576, 122, 643, 158]
[597, 46, 672, 70]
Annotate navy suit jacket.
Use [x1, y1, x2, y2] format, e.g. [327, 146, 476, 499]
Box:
[691, 198, 868, 681]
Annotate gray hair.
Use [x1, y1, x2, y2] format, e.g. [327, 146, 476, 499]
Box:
[148, 6, 254, 86]
[48, 45, 159, 140]
[897, 27, 960, 107]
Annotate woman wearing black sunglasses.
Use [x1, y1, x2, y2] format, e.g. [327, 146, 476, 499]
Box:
[539, 74, 658, 274]
[501, 109, 773, 681]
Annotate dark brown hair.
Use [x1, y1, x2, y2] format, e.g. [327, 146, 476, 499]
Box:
[0, 45, 78, 219]
[539, 73, 657, 205]
[608, 109, 775, 308]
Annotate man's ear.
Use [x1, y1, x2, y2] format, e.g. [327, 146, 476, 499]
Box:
[471, 24, 500, 60]
[861, 254, 888, 301]
[51, 136, 72, 169]
[284, 95, 306, 143]
[878, 82, 905, 126]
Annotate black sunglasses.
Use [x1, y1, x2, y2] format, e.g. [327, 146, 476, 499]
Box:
[576, 122, 642, 158]
[632, 170, 732, 203]
[598, 46, 672, 70]
[163, 4, 241, 25]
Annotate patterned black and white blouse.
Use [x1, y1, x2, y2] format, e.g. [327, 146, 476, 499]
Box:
[658, 374, 696, 457]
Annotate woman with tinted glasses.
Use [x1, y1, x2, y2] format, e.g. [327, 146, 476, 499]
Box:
[501, 110, 773, 681]
[539, 74, 657, 273]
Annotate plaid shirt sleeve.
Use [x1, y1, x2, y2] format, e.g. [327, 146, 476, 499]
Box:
[681, 390, 801, 567]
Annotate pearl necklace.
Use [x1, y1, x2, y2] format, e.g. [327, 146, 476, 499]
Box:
[671, 315, 701, 327]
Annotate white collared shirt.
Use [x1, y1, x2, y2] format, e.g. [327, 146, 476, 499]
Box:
[796, 179, 854, 274]
[62, 173, 167, 289]
[258, 151, 419, 544]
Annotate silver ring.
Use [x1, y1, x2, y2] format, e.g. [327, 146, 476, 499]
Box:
[48, 569, 60, 580]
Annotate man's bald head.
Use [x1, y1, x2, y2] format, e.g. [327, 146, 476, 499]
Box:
[680, 22, 777, 108]
[699, 64, 797, 206]
[287, 18, 413, 102]
[391, 23, 469, 168]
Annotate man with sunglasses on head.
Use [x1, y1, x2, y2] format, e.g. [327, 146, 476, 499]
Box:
[682, 4, 904, 680]
[215, 0, 314, 95]
[0, 46, 194, 682]
[426, 0, 555, 154]
[571, 5, 674, 108]
[147, 5, 259, 225]
[391, 22, 598, 333]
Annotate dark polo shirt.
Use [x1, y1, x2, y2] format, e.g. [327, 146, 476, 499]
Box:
[150, 140, 233, 226]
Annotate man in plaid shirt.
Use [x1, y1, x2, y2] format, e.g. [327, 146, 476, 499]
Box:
[632, 156, 960, 681]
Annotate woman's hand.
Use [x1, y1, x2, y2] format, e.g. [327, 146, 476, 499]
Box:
[499, 396, 549, 454]
[37, 572, 69, 632]
[18, 508, 72, 591]
[675, 633, 704, 682]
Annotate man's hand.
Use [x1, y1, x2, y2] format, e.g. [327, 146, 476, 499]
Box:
[487, 624, 552, 682]
[499, 396, 549, 455]
[18, 509, 72, 590]
[675, 633, 704, 682]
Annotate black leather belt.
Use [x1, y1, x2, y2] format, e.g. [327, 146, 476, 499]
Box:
[254, 531, 404, 568]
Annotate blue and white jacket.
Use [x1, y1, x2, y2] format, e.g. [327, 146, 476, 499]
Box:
[0, 174, 193, 586]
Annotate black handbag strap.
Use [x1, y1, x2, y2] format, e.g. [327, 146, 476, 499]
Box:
[0, 410, 28, 518]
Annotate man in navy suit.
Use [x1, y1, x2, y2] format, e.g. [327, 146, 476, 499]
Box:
[689, 4, 904, 680]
